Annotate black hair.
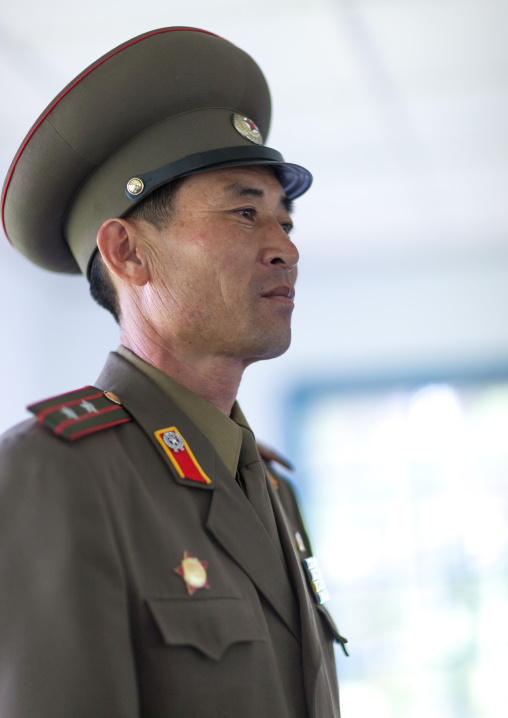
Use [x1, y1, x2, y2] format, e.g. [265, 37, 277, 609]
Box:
[88, 177, 186, 323]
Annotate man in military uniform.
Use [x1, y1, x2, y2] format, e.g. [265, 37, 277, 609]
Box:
[0, 28, 346, 717]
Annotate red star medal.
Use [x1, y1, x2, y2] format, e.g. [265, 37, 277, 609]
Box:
[174, 551, 210, 595]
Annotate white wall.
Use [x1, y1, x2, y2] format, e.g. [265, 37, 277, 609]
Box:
[240, 241, 508, 452]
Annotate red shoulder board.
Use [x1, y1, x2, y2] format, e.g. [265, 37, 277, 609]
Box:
[257, 441, 294, 471]
[27, 386, 132, 441]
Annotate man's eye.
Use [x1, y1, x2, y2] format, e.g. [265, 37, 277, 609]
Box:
[281, 222, 293, 235]
[237, 208, 255, 220]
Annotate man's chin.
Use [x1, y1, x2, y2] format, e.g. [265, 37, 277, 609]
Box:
[241, 330, 292, 366]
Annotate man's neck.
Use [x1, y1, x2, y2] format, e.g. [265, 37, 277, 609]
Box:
[120, 333, 245, 416]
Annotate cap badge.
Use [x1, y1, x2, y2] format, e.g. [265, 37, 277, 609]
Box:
[154, 426, 212, 485]
[232, 113, 263, 145]
[126, 177, 145, 197]
[174, 551, 210, 595]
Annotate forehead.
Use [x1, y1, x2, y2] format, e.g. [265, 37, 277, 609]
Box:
[181, 166, 287, 200]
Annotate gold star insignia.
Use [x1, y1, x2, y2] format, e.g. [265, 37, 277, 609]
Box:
[174, 551, 210, 595]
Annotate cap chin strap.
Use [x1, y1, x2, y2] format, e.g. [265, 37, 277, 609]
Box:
[124, 145, 311, 201]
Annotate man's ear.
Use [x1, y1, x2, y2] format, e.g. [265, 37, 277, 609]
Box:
[96, 218, 149, 286]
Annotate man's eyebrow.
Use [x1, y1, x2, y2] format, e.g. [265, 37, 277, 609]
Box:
[282, 196, 294, 214]
[224, 182, 264, 200]
[224, 182, 294, 214]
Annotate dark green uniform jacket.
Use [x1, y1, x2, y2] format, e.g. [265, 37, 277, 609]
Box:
[0, 351, 342, 717]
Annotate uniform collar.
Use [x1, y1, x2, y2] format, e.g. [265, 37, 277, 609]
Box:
[116, 345, 243, 478]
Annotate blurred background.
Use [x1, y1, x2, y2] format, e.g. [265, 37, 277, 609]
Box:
[1, 1, 507, 715]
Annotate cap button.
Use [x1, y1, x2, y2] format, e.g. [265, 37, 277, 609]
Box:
[126, 177, 145, 196]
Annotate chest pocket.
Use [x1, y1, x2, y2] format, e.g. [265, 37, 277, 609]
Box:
[147, 596, 267, 661]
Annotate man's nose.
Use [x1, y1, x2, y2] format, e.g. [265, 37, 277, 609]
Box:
[261, 220, 299, 269]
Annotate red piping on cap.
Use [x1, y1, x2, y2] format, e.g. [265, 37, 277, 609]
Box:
[1, 28, 221, 243]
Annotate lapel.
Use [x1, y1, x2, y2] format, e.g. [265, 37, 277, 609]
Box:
[206, 474, 301, 641]
[267, 475, 334, 718]
[95, 352, 300, 641]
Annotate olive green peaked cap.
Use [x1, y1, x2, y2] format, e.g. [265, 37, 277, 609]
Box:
[2, 27, 312, 277]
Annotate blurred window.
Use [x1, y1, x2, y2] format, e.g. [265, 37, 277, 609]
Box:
[289, 376, 508, 718]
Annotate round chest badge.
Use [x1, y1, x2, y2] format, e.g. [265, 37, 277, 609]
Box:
[232, 113, 263, 145]
[163, 430, 185, 452]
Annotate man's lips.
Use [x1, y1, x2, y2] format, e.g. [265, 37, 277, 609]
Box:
[262, 286, 295, 302]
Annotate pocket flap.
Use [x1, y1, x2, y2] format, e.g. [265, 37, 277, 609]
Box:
[147, 597, 267, 660]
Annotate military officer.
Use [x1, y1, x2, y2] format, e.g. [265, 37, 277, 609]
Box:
[0, 28, 346, 718]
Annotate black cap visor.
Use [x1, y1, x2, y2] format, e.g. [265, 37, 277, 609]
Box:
[124, 145, 312, 203]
